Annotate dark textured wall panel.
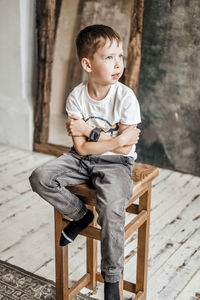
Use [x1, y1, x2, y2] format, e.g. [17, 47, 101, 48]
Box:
[137, 0, 200, 176]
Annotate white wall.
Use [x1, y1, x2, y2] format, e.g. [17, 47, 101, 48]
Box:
[0, 0, 35, 151]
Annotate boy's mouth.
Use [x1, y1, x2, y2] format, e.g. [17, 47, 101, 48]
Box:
[112, 73, 120, 80]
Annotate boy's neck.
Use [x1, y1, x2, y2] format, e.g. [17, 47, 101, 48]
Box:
[87, 80, 112, 101]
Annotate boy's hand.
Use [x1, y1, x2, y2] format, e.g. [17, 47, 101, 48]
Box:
[66, 115, 92, 137]
[120, 126, 141, 146]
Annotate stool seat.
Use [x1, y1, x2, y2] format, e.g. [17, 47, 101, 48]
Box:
[68, 163, 158, 206]
[54, 163, 159, 300]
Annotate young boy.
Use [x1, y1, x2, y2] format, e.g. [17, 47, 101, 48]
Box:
[29, 24, 141, 300]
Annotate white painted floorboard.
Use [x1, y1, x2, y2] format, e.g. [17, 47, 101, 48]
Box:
[0, 144, 199, 300]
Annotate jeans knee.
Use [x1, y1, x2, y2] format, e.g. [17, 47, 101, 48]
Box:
[29, 167, 45, 193]
[97, 203, 125, 227]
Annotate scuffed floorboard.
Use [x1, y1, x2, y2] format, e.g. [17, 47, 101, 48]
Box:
[0, 144, 199, 300]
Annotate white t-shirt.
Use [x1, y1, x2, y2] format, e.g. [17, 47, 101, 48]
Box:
[66, 81, 141, 159]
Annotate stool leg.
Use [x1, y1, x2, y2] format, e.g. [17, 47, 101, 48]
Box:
[86, 206, 97, 290]
[119, 278, 124, 300]
[136, 187, 151, 299]
[54, 209, 69, 300]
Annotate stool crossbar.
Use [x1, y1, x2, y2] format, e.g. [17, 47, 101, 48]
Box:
[54, 163, 159, 300]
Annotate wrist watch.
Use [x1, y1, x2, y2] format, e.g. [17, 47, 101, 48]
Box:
[89, 127, 101, 142]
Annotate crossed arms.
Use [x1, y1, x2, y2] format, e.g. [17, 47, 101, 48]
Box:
[66, 115, 141, 156]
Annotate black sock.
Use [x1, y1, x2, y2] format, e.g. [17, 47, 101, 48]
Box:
[59, 209, 94, 246]
[104, 281, 120, 300]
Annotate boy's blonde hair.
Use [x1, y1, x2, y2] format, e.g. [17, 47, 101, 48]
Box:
[76, 24, 121, 61]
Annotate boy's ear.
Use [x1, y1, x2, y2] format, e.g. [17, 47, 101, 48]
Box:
[81, 58, 92, 73]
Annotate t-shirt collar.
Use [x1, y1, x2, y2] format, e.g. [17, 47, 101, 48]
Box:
[85, 82, 115, 105]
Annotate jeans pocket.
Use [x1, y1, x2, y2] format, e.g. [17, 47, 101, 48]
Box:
[120, 156, 135, 176]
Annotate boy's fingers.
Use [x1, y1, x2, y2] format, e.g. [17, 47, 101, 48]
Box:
[66, 121, 71, 127]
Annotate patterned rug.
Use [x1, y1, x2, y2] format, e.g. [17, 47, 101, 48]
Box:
[0, 260, 96, 300]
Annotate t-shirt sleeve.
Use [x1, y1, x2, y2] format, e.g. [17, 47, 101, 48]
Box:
[65, 93, 83, 119]
[120, 91, 141, 125]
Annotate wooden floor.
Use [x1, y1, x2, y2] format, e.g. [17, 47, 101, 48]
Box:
[0, 144, 200, 300]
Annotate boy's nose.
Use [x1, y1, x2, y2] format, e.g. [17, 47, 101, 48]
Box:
[114, 60, 120, 68]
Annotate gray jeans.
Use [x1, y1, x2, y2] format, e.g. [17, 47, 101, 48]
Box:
[29, 149, 134, 282]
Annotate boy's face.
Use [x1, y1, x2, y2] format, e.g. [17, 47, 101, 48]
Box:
[87, 39, 124, 85]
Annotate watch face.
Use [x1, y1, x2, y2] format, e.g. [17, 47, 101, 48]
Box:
[90, 128, 101, 141]
[94, 132, 98, 140]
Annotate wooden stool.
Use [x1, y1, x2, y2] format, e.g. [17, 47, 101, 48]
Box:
[54, 163, 159, 300]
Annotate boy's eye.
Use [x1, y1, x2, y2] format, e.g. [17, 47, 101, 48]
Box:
[119, 54, 124, 59]
[106, 56, 113, 60]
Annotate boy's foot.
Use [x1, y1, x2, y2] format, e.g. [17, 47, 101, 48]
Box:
[104, 281, 120, 300]
[59, 209, 94, 246]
